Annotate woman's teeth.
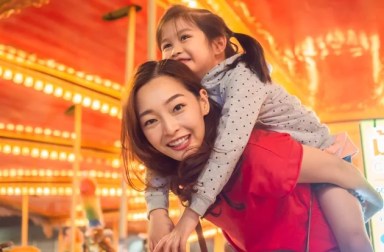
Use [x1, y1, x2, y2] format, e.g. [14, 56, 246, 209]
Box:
[168, 136, 189, 147]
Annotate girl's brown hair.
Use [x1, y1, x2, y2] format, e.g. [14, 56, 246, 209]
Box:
[156, 5, 271, 83]
[121, 59, 221, 203]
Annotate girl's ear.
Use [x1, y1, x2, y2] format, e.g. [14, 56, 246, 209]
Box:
[212, 35, 227, 55]
[199, 89, 210, 115]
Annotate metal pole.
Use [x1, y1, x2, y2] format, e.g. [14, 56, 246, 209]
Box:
[147, 0, 157, 60]
[21, 194, 29, 246]
[124, 6, 138, 84]
[119, 5, 138, 242]
[70, 104, 82, 252]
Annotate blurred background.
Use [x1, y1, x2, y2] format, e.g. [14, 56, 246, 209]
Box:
[0, 0, 383, 251]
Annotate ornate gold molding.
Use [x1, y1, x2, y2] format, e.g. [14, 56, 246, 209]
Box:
[0, 0, 49, 19]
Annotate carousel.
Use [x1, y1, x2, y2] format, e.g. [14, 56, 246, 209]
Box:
[0, 0, 383, 251]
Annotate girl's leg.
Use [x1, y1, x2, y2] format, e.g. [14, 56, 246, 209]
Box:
[317, 185, 373, 252]
[299, 145, 383, 220]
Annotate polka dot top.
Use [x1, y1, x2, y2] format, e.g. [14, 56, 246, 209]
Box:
[145, 54, 334, 217]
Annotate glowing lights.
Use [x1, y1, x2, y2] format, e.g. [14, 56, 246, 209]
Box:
[0, 123, 76, 139]
[13, 72, 23, 84]
[0, 168, 122, 180]
[3, 69, 12, 80]
[0, 44, 122, 118]
[0, 177, 146, 199]
[0, 139, 121, 167]
[181, 0, 198, 8]
[73, 93, 82, 104]
[43, 83, 54, 94]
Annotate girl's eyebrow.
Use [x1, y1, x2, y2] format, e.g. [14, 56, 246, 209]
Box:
[138, 94, 185, 118]
[161, 28, 192, 43]
[176, 28, 192, 35]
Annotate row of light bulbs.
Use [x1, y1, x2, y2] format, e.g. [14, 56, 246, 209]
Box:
[0, 65, 121, 117]
[0, 45, 122, 118]
[0, 44, 122, 92]
[0, 169, 120, 179]
[0, 142, 121, 168]
[69, 208, 183, 226]
[0, 122, 75, 139]
[0, 185, 144, 198]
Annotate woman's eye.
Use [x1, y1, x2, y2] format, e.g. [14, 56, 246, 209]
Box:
[143, 119, 157, 127]
[173, 104, 185, 112]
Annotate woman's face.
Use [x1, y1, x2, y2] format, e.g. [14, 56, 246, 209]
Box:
[136, 75, 210, 161]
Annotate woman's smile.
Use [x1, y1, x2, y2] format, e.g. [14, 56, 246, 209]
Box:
[167, 135, 191, 150]
[136, 75, 209, 161]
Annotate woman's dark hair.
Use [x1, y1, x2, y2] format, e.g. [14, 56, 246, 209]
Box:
[156, 5, 271, 83]
[121, 59, 222, 203]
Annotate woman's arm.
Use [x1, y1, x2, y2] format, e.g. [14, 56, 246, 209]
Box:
[153, 207, 199, 252]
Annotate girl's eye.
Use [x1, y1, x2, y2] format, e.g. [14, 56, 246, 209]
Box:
[161, 43, 172, 51]
[143, 118, 157, 127]
[173, 103, 185, 112]
[180, 34, 190, 41]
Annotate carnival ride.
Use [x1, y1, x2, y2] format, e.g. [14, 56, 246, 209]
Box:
[0, 0, 383, 251]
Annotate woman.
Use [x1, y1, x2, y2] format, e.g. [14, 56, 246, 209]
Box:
[121, 60, 378, 252]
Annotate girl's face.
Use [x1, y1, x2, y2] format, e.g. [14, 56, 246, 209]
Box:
[136, 75, 210, 161]
[160, 19, 225, 79]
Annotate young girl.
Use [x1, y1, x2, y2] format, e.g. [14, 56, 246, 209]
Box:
[121, 59, 379, 251]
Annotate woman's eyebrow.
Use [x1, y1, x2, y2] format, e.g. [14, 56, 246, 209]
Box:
[138, 94, 184, 118]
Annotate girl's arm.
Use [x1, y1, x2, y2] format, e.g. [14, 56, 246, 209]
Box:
[189, 64, 267, 216]
[145, 170, 172, 250]
[145, 170, 170, 215]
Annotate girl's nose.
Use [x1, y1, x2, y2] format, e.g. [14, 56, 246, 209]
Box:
[171, 45, 182, 58]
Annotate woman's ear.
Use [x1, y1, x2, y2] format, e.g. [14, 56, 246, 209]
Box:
[212, 35, 227, 55]
[199, 89, 210, 115]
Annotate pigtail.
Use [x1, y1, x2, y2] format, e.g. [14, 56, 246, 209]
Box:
[232, 32, 271, 83]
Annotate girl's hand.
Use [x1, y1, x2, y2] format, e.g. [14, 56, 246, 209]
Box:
[153, 207, 199, 252]
[148, 209, 175, 251]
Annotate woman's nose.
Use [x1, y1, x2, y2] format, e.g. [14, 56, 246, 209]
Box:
[162, 117, 179, 135]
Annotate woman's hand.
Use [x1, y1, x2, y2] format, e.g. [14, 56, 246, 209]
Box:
[148, 209, 175, 251]
[153, 207, 199, 252]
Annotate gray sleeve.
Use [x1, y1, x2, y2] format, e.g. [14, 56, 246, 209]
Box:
[144, 169, 170, 216]
[190, 66, 268, 216]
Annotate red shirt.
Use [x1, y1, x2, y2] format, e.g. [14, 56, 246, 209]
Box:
[205, 130, 339, 251]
